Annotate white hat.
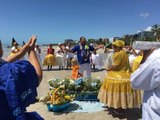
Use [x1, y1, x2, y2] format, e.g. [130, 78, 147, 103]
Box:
[133, 41, 160, 50]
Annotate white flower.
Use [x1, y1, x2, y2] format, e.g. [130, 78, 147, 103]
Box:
[69, 80, 75, 84]
[62, 79, 65, 82]
[60, 85, 65, 88]
[97, 76, 100, 80]
[85, 45, 89, 50]
[58, 82, 62, 85]
[91, 82, 97, 87]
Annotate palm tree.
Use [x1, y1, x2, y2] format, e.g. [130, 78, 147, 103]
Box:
[151, 24, 160, 42]
[123, 34, 132, 45]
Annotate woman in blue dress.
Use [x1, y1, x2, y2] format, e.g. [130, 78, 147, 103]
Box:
[0, 36, 44, 120]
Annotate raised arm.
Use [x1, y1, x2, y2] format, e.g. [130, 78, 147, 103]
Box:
[5, 40, 31, 62]
[94, 44, 104, 51]
[5, 36, 43, 84]
[28, 36, 43, 84]
[62, 45, 74, 53]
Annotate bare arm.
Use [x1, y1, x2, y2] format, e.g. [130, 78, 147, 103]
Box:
[65, 48, 74, 53]
[2, 37, 42, 85]
[106, 65, 119, 71]
[6, 36, 42, 84]
[62, 45, 74, 53]
[94, 44, 104, 51]
[28, 36, 43, 85]
[5, 40, 31, 62]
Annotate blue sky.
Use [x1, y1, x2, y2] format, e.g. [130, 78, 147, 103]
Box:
[0, 0, 160, 45]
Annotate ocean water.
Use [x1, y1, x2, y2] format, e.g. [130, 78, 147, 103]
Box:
[1, 44, 47, 60]
[2, 44, 12, 58]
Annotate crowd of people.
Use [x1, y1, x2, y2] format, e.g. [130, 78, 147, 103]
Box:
[1, 36, 160, 120]
[42, 36, 104, 78]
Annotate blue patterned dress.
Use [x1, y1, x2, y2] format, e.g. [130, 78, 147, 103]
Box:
[0, 60, 44, 120]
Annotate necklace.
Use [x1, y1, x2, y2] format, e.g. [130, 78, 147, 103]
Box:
[80, 44, 90, 61]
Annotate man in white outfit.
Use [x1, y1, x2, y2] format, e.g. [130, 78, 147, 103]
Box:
[131, 48, 160, 120]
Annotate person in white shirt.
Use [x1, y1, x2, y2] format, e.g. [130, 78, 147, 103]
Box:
[91, 49, 104, 71]
[56, 43, 65, 69]
[131, 48, 160, 120]
[34, 43, 42, 67]
[65, 42, 74, 69]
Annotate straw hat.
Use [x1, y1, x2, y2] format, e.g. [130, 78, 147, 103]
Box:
[112, 40, 124, 47]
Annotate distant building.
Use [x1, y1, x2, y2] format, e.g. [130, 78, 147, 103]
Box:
[103, 38, 110, 43]
[138, 31, 154, 40]
[113, 37, 121, 42]
[64, 39, 74, 44]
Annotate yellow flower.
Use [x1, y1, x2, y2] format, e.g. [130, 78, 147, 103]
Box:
[45, 85, 75, 105]
[65, 95, 71, 100]
[85, 45, 89, 50]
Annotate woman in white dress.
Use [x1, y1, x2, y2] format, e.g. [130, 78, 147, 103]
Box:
[56, 43, 65, 69]
[91, 49, 104, 71]
[34, 44, 42, 67]
[65, 43, 74, 69]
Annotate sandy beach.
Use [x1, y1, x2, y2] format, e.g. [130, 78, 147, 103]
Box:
[27, 69, 142, 120]
[25, 46, 142, 120]
[1, 0, 159, 119]
[2, 46, 141, 120]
